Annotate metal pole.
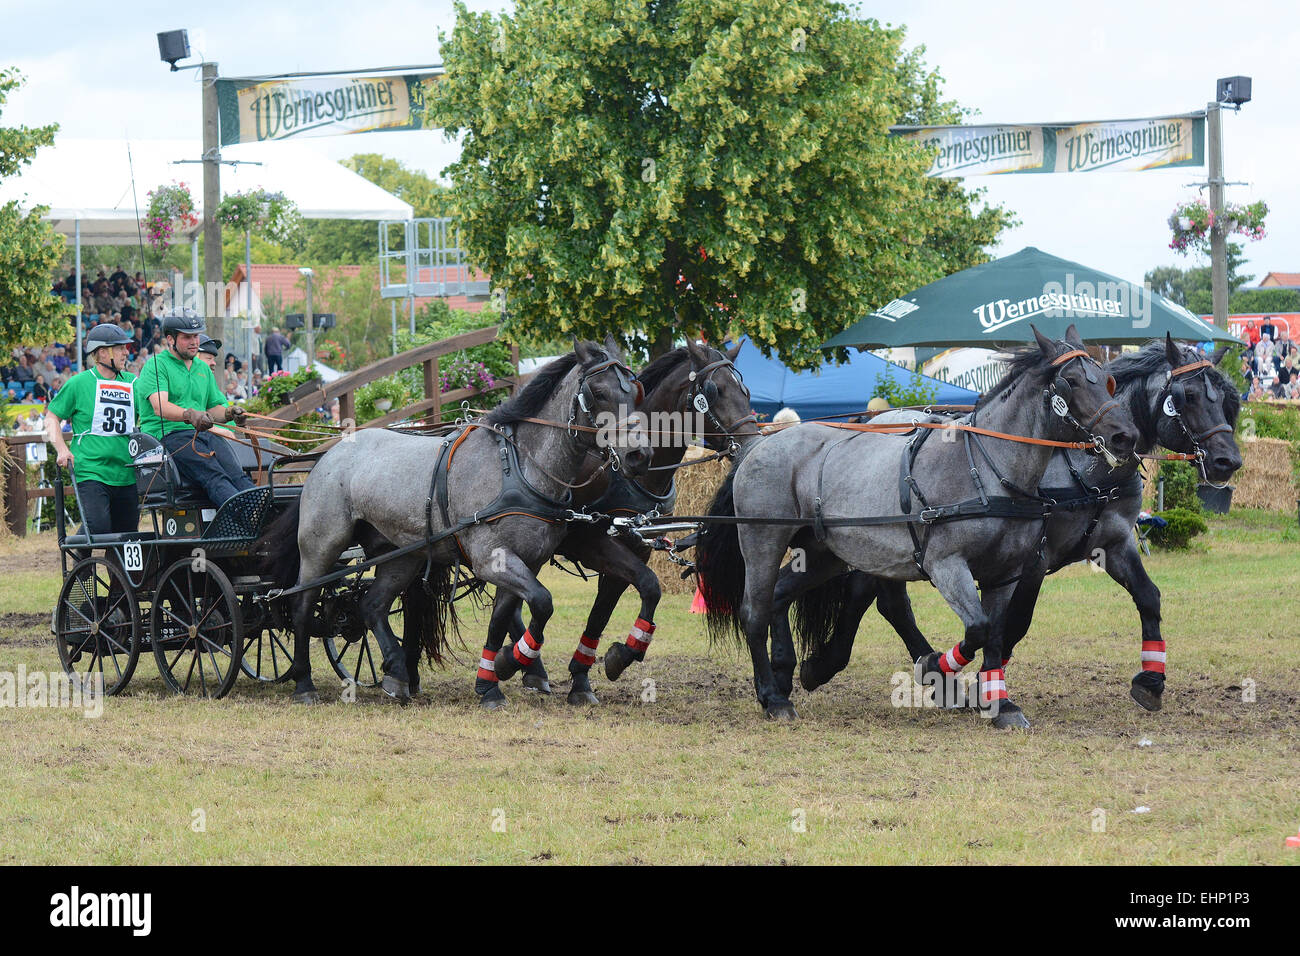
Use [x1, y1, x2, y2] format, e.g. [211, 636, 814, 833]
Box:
[245, 229, 253, 373]
[74, 220, 82, 370]
[201, 61, 223, 340]
[192, 241, 199, 290]
[305, 273, 314, 370]
[391, 300, 398, 355]
[409, 294, 415, 336]
[1207, 100, 1228, 331]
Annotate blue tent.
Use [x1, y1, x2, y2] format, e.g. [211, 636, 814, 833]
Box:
[731, 337, 978, 422]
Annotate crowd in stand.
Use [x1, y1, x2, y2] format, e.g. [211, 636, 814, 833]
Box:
[1239, 320, 1299, 401]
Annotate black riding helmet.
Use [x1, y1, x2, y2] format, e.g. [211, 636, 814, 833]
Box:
[161, 308, 206, 337]
[84, 323, 134, 356]
[197, 334, 223, 356]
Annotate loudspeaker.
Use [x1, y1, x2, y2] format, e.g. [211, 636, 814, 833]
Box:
[157, 30, 190, 69]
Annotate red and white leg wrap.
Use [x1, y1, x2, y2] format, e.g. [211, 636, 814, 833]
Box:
[572, 633, 600, 668]
[512, 628, 543, 666]
[1140, 640, 1166, 675]
[979, 669, 1008, 706]
[938, 642, 971, 675]
[477, 647, 499, 683]
[625, 618, 655, 654]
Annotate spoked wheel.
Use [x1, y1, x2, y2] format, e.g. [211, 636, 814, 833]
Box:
[241, 627, 297, 682]
[151, 559, 244, 698]
[55, 556, 141, 696]
[323, 592, 402, 690]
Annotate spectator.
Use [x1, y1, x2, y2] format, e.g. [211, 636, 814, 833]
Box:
[51, 346, 70, 375]
[264, 326, 290, 373]
[31, 374, 49, 403]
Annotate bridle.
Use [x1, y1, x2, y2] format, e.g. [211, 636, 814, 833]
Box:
[686, 353, 758, 457]
[567, 353, 643, 471]
[1157, 357, 1234, 486]
[1043, 348, 1123, 467]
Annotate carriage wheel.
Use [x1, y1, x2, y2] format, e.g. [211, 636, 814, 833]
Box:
[322, 593, 404, 689]
[55, 556, 141, 696]
[151, 558, 244, 698]
[241, 626, 296, 682]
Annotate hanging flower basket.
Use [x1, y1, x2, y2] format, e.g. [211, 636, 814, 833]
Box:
[143, 182, 200, 252]
[1168, 197, 1268, 256]
[215, 189, 302, 245]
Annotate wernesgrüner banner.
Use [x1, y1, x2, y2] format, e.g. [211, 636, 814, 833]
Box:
[893, 114, 1205, 177]
[216, 71, 443, 146]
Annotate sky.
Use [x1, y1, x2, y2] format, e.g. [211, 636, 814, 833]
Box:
[5, 0, 1297, 288]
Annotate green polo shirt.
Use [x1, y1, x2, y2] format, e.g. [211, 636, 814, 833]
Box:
[135, 349, 227, 439]
[47, 367, 138, 487]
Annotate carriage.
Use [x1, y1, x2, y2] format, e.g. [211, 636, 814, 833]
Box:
[51, 430, 393, 699]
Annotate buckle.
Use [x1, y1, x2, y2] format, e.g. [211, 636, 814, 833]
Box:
[918, 507, 941, 523]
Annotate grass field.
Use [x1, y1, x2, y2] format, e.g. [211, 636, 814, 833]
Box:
[1, 510, 1298, 865]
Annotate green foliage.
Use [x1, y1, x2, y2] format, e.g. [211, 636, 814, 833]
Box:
[0, 68, 74, 352]
[1145, 241, 1251, 315]
[1219, 344, 1247, 395]
[245, 366, 321, 414]
[1241, 401, 1300, 441]
[1229, 288, 1300, 314]
[216, 189, 302, 246]
[1148, 507, 1208, 550]
[395, 301, 514, 420]
[871, 366, 939, 408]
[426, 0, 1015, 368]
[355, 376, 416, 424]
[1159, 460, 1203, 513]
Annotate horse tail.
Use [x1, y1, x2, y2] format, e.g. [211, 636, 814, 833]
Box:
[696, 466, 747, 647]
[258, 498, 302, 589]
[406, 562, 461, 667]
[792, 573, 854, 660]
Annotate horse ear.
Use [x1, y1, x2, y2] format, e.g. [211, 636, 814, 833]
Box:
[726, 340, 742, 361]
[1064, 323, 1085, 349]
[1031, 325, 1055, 358]
[685, 337, 708, 366]
[1164, 332, 1182, 368]
[1211, 344, 1230, 366]
[603, 333, 622, 359]
[573, 337, 595, 363]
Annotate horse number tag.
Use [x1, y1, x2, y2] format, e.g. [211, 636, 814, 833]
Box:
[693, 393, 711, 414]
[1051, 394, 1069, 417]
[1163, 396, 1178, 418]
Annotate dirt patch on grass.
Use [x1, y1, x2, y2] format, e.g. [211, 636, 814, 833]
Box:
[0, 537, 61, 577]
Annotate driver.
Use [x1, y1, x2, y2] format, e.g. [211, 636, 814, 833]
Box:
[44, 323, 140, 536]
[136, 310, 254, 506]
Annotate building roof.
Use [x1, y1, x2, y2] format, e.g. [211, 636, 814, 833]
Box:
[245, 264, 490, 318]
[1260, 272, 1300, 288]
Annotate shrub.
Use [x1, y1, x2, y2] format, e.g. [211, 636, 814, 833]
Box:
[871, 367, 939, 409]
[355, 376, 416, 425]
[1148, 508, 1208, 549]
[396, 301, 514, 420]
[1159, 460, 1203, 512]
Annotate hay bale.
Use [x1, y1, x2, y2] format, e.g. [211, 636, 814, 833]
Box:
[1233, 437, 1295, 511]
[647, 450, 732, 595]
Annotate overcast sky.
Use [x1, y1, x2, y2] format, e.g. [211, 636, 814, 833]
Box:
[5, 0, 1296, 288]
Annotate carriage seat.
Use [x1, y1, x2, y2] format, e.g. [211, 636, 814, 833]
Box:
[129, 431, 209, 508]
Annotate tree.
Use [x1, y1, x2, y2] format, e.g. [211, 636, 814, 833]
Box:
[1145, 241, 1252, 315]
[295, 154, 452, 265]
[0, 68, 73, 351]
[427, 0, 1015, 367]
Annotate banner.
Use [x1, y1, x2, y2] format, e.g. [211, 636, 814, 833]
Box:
[216, 71, 443, 146]
[894, 114, 1204, 177]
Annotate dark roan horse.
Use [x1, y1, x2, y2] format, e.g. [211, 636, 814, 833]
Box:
[482, 339, 762, 708]
[260, 340, 648, 704]
[776, 336, 1242, 724]
[696, 326, 1138, 727]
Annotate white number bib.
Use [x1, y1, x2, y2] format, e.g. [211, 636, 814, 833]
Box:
[91, 379, 134, 437]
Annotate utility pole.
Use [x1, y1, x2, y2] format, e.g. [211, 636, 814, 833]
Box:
[1207, 100, 1227, 331]
[300, 268, 315, 369]
[201, 61, 223, 341]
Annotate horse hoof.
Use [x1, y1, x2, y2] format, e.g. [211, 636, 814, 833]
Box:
[479, 686, 508, 711]
[990, 707, 1031, 730]
[1130, 672, 1164, 712]
[603, 642, 639, 682]
[522, 673, 552, 694]
[765, 703, 799, 722]
[291, 690, 320, 705]
[381, 675, 410, 703]
[494, 646, 523, 682]
[567, 688, 599, 706]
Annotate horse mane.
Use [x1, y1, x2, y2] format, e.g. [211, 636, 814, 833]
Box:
[974, 343, 1056, 411]
[1109, 340, 1240, 429]
[636, 347, 690, 396]
[486, 351, 581, 426]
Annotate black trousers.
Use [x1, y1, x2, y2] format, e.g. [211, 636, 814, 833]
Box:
[266, 353, 283, 373]
[162, 429, 255, 507]
[76, 480, 139, 537]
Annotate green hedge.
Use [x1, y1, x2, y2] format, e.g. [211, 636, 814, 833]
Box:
[1148, 508, 1208, 549]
